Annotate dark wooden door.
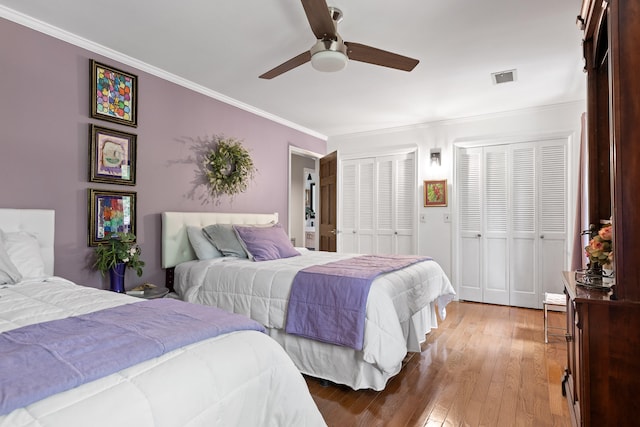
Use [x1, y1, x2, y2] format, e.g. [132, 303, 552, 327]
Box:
[319, 151, 337, 252]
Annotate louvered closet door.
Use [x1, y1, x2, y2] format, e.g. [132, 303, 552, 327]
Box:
[341, 158, 375, 254]
[394, 154, 416, 254]
[456, 139, 567, 308]
[509, 143, 538, 308]
[457, 147, 483, 302]
[509, 140, 567, 308]
[538, 140, 567, 300]
[483, 146, 509, 305]
[376, 153, 415, 254]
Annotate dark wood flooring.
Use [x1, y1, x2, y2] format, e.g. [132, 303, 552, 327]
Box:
[305, 301, 569, 427]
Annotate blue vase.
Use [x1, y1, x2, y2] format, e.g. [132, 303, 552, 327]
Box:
[109, 263, 126, 293]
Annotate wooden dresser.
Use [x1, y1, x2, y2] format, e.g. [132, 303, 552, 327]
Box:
[565, 1, 640, 426]
[562, 272, 640, 426]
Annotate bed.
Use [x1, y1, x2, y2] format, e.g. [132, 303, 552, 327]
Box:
[0, 209, 326, 427]
[162, 211, 456, 391]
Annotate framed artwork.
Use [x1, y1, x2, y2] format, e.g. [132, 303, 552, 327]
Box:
[90, 59, 138, 127]
[89, 124, 136, 185]
[424, 180, 447, 207]
[88, 188, 137, 246]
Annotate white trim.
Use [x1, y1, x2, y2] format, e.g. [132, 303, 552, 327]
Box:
[452, 130, 576, 148]
[288, 146, 322, 248]
[338, 144, 418, 161]
[0, 6, 327, 141]
[328, 101, 586, 140]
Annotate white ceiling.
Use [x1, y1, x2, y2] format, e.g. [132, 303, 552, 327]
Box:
[0, 0, 585, 139]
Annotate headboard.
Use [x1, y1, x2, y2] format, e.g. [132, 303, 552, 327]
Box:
[161, 211, 279, 269]
[0, 208, 55, 276]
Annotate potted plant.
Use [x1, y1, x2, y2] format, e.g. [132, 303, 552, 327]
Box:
[94, 232, 144, 292]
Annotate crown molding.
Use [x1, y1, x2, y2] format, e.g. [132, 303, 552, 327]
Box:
[0, 6, 327, 141]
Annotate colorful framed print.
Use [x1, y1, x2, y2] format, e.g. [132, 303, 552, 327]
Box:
[88, 188, 137, 246]
[89, 124, 136, 185]
[424, 179, 447, 207]
[90, 60, 138, 127]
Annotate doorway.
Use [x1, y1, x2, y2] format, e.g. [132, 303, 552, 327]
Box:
[289, 146, 322, 249]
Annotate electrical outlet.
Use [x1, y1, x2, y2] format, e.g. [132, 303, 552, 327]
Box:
[420, 213, 426, 223]
[443, 213, 451, 223]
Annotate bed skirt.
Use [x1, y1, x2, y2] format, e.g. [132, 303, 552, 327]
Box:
[267, 301, 441, 391]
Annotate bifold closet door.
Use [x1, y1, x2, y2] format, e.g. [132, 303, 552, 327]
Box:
[376, 154, 415, 255]
[340, 153, 416, 255]
[456, 139, 567, 308]
[341, 158, 375, 254]
[457, 146, 509, 305]
[483, 145, 509, 305]
[457, 147, 483, 302]
[509, 140, 567, 308]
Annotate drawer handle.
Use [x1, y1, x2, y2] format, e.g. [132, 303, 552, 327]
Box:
[565, 333, 573, 342]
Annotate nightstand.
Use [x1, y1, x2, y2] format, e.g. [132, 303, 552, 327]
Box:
[126, 286, 170, 299]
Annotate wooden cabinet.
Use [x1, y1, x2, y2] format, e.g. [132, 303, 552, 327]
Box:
[562, 272, 640, 426]
[565, 1, 640, 425]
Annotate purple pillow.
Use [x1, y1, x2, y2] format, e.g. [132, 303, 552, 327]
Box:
[233, 224, 300, 261]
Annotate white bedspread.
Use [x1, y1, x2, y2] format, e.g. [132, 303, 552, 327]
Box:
[175, 250, 455, 387]
[0, 278, 326, 427]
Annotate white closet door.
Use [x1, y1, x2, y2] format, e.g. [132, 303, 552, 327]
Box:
[509, 143, 538, 308]
[376, 153, 416, 254]
[340, 152, 415, 256]
[456, 138, 568, 309]
[483, 145, 509, 305]
[341, 161, 358, 253]
[394, 154, 416, 254]
[376, 156, 394, 254]
[457, 147, 483, 302]
[538, 140, 567, 301]
[341, 158, 375, 254]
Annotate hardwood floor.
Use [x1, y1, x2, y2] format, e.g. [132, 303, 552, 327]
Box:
[306, 301, 570, 427]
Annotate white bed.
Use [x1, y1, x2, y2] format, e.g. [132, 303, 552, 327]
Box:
[162, 211, 456, 391]
[0, 209, 326, 427]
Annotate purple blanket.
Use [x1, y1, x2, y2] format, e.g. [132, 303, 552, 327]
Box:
[285, 255, 431, 350]
[0, 298, 265, 415]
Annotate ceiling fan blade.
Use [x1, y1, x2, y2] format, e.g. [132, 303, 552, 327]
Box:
[259, 51, 311, 79]
[301, 0, 337, 40]
[345, 42, 419, 72]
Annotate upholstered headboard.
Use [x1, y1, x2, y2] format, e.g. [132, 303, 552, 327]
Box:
[161, 211, 279, 269]
[0, 208, 55, 276]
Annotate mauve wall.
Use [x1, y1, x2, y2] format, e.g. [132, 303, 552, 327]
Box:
[0, 18, 326, 289]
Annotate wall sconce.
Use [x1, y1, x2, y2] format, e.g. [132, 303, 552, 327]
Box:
[307, 173, 312, 181]
[430, 148, 441, 167]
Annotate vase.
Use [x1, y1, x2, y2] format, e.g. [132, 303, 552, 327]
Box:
[109, 263, 126, 293]
[588, 261, 602, 274]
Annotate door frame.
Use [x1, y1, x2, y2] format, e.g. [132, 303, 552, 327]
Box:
[288, 145, 323, 248]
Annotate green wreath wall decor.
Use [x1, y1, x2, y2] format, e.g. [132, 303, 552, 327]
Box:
[203, 137, 256, 197]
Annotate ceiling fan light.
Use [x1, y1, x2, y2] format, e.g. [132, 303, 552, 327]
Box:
[311, 50, 347, 72]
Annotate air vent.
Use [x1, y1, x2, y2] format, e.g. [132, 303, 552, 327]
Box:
[491, 69, 517, 84]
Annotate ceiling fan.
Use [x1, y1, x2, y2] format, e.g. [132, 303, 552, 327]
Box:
[259, 0, 420, 79]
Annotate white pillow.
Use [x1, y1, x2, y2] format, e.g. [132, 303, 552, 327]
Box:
[1, 230, 46, 278]
[186, 226, 222, 260]
[0, 240, 22, 285]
